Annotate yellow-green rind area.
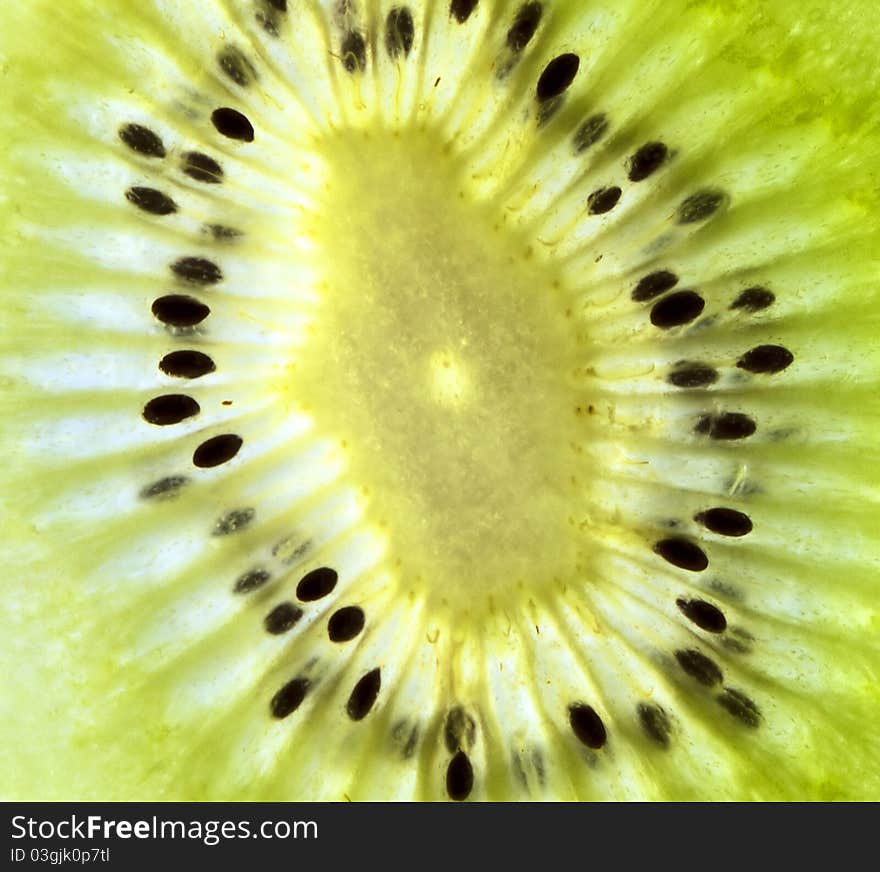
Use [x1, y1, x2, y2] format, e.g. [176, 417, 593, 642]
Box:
[1, 0, 878, 802]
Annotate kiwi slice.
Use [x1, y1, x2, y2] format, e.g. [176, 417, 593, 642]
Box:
[1, 0, 879, 802]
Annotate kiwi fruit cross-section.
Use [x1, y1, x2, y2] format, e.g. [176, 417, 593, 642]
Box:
[1, 0, 879, 802]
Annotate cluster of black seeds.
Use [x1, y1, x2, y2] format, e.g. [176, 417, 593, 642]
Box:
[120, 100, 258, 474]
[232, 562, 373, 719]
[120, 10, 785, 801]
[625, 260, 794, 445]
[121, 94, 389, 787]
[123, 112, 350, 749]
[265, 566, 380, 729]
[644, 497, 764, 734]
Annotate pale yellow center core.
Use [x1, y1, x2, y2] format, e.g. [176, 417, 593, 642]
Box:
[292, 130, 588, 608]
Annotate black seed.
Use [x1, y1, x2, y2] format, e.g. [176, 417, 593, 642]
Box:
[587, 186, 622, 215]
[718, 687, 761, 727]
[568, 703, 607, 749]
[256, 9, 281, 36]
[637, 703, 671, 749]
[193, 433, 243, 468]
[212, 507, 255, 536]
[537, 95, 564, 127]
[668, 363, 718, 388]
[328, 606, 365, 642]
[341, 31, 367, 73]
[737, 344, 794, 375]
[450, 0, 478, 23]
[573, 113, 609, 153]
[233, 567, 271, 594]
[296, 566, 338, 601]
[159, 350, 216, 379]
[654, 537, 708, 572]
[507, 2, 542, 53]
[404, 728, 419, 758]
[206, 224, 243, 241]
[695, 507, 753, 537]
[446, 750, 474, 801]
[346, 668, 381, 721]
[627, 141, 669, 182]
[722, 636, 752, 656]
[386, 7, 415, 59]
[536, 53, 580, 102]
[171, 257, 223, 285]
[140, 475, 189, 500]
[695, 412, 757, 440]
[211, 107, 255, 142]
[444, 706, 477, 753]
[271, 676, 310, 719]
[731, 286, 775, 312]
[119, 123, 166, 158]
[694, 416, 712, 434]
[125, 187, 177, 215]
[143, 394, 200, 426]
[392, 720, 419, 759]
[182, 151, 224, 184]
[264, 602, 303, 635]
[272, 536, 312, 566]
[676, 598, 727, 633]
[152, 295, 210, 327]
[632, 269, 678, 302]
[709, 586, 745, 609]
[512, 752, 527, 788]
[676, 188, 728, 224]
[730, 626, 754, 645]
[650, 290, 705, 328]
[218, 46, 257, 87]
[259, 0, 287, 26]
[675, 649, 723, 686]
[532, 750, 545, 785]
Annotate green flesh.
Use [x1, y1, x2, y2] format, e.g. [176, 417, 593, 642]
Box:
[1, 0, 879, 801]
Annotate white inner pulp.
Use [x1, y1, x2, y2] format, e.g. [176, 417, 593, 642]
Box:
[291, 131, 586, 604]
